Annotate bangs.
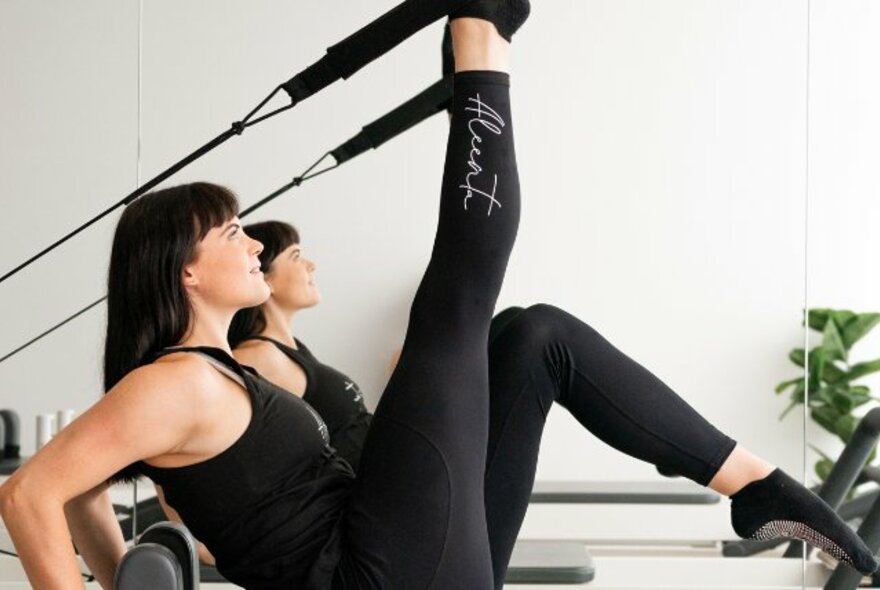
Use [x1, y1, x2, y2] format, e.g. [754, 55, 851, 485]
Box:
[189, 183, 240, 240]
[242, 221, 301, 271]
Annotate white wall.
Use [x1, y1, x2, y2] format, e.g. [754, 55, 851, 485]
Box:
[0, 0, 139, 453]
[5, 0, 864, 491]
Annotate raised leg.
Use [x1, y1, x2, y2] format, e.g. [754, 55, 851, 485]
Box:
[337, 20, 521, 589]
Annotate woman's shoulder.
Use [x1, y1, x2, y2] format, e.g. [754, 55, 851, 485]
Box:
[114, 352, 227, 406]
[233, 339, 289, 371]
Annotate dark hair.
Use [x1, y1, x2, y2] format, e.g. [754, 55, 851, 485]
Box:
[228, 221, 300, 347]
[104, 182, 239, 483]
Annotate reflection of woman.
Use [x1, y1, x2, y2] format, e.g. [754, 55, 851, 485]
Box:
[1, 11, 877, 590]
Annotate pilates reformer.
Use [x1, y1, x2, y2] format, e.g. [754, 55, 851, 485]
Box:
[111, 522, 594, 588]
[0, 412, 23, 477]
[106, 478, 714, 586]
[2, 406, 877, 588]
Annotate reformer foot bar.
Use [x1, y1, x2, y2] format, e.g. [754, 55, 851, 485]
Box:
[530, 480, 720, 505]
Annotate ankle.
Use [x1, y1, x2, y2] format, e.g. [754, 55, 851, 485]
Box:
[707, 446, 775, 496]
[450, 18, 510, 73]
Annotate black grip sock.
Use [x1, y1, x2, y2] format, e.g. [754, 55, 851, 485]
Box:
[450, 0, 531, 42]
[731, 468, 880, 575]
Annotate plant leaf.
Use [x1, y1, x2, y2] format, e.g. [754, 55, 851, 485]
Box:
[831, 310, 857, 331]
[822, 361, 846, 384]
[815, 457, 835, 482]
[841, 313, 880, 349]
[775, 377, 803, 394]
[844, 358, 880, 383]
[809, 348, 827, 389]
[831, 391, 856, 414]
[779, 400, 799, 420]
[821, 319, 847, 362]
[835, 414, 859, 443]
[808, 308, 832, 332]
[808, 444, 833, 461]
[790, 348, 806, 368]
[790, 379, 806, 404]
[811, 406, 840, 436]
[846, 388, 873, 409]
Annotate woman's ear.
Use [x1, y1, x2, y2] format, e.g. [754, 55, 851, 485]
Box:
[182, 264, 199, 289]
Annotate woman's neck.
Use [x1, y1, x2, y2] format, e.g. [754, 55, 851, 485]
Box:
[177, 305, 235, 353]
[259, 301, 298, 348]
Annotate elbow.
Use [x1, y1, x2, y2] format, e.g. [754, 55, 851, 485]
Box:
[0, 478, 52, 520]
[0, 480, 18, 519]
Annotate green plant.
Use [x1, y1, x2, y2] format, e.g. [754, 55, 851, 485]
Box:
[776, 308, 880, 481]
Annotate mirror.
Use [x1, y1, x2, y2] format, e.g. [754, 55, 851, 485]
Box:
[802, 0, 880, 584]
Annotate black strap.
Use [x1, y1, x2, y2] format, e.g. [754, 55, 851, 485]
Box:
[331, 76, 453, 164]
[0, 88, 293, 287]
[239, 335, 307, 359]
[0, 29, 453, 368]
[153, 346, 248, 378]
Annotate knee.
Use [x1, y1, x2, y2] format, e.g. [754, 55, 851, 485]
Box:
[507, 303, 570, 348]
[524, 303, 565, 320]
[521, 303, 602, 345]
[493, 303, 601, 352]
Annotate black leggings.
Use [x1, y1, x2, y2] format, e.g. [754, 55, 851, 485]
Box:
[335, 70, 519, 589]
[483, 304, 736, 587]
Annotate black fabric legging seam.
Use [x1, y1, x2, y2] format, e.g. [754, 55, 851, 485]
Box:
[367, 413, 453, 589]
[571, 365, 722, 484]
[484, 375, 541, 478]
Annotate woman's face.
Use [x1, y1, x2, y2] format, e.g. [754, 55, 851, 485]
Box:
[183, 217, 271, 310]
[265, 242, 320, 311]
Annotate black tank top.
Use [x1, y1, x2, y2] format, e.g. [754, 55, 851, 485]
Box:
[243, 336, 372, 472]
[138, 346, 354, 589]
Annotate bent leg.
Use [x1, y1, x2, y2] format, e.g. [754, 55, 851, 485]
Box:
[482, 303, 736, 587]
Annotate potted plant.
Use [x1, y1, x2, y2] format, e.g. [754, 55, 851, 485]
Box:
[776, 308, 880, 481]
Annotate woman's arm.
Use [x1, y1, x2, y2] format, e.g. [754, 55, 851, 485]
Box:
[64, 483, 127, 589]
[388, 347, 402, 376]
[155, 484, 216, 566]
[0, 359, 207, 589]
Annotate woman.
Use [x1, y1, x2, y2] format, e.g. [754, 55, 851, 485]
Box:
[0, 10, 876, 590]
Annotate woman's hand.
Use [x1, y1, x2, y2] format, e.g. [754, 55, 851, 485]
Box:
[64, 483, 127, 589]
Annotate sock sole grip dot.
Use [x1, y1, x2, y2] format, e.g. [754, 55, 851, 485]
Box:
[750, 519, 851, 565]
